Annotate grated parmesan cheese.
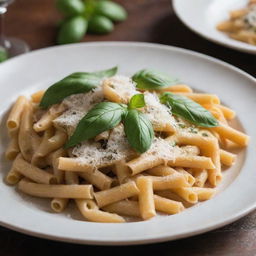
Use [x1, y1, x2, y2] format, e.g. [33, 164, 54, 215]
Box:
[143, 92, 177, 129]
[53, 87, 104, 135]
[72, 124, 133, 166]
[52, 75, 198, 167]
[146, 137, 179, 161]
[103, 75, 138, 100]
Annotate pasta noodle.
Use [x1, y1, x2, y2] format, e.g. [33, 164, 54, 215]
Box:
[94, 181, 139, 207]
[13, 154, 57, 184]
[154, 195, 184, 214]
[18, 178, 94, 199]
[5, 134, 20, 160]
[137, 176, 156, 220]
[6, 96, 27, 134]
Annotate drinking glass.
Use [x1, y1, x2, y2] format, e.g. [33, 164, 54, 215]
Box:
[0, 0, 29, 59]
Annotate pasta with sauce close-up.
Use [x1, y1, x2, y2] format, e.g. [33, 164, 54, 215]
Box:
[4, 66, 249, 223]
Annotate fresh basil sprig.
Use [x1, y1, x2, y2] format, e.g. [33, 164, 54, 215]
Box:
[160, 92, 218, 127]
[132, 69, 180, 90]
[65, 102, 127, 148]
[124, 109, 154, 153]
[124, 94, 153, 153]
[66, 93, 154, 153]
[128, 94, 146, 109]
[40, 66, 117, 109]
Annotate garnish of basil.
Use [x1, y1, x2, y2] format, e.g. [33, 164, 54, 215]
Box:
[128, 94, 145, 109]
[65, 102, 127, 148]
[132, 69, 180, 90]
[40, 66, 118, 109]
[160, 92, 218, 127]
[66, 93, 154, 153]
[123, 109, 154, 153]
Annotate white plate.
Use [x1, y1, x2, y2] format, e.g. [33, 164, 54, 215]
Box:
[0, 42, 255, 245]
[173, 0, 256, 54]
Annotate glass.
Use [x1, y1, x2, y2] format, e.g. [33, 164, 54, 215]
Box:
[0, 0, 29, 59]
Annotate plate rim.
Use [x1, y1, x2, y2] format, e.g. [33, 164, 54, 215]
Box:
[172, 0, 256, 55]
[0, 41, 255, 245]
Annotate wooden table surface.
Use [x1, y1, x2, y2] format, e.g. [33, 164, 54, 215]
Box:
[2, 0, 256, 255]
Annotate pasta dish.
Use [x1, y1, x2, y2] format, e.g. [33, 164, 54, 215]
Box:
[217, 0, 256, 45]
[4, 66, 249, 223]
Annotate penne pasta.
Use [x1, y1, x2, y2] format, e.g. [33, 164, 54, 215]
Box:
[137, 176, 156, 220]
[176, 168, 195, 186]
[79, 169, 113, 190]
[159, 84, 193, 93]
[151, 173, 190, 190]
[18, 102, 41, 162]
[33, 104, 66, 132]
[192, 169, 208, 187]
[76, 199, 125, 223]
[31, 90, 45, 103]
[94, 181, 139, 208]
[115, 159, 130, 184]
[58, 157, 94, 173]
[211, 123, 249, 147]
[154, 195, 184, 214]
[13, 154, 57, 184]
[51, 198, 69, 213]
[167, 155, 215, 169]
[172, 187, 198, 204]
[190, 187, 216, 201]
[126, 154, 164, 176]
[220, 149, 236, 166]
[47, 148, 67, 184]
[35, 129, 67, 159]
[103, 200, 141, 217]
[5, 134, 20, 160]
[18, 178, 94, 199]
[5, 166, 23, 185]
[6, 96, 27, 134]
[173, 93, 220, 105]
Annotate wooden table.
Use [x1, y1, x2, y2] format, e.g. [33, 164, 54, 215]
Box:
[2, 0, 256, 255]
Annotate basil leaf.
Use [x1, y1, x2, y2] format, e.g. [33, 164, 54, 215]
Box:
[40, 66, 118, 108]
[0, 47, 8, 63]
[91, 66, 117, 78]
[160, 92, 218, 127]
[129, 94, 145, 109]
[65, 102, 127, 148]
[124, 109, 154, 153]
[132, 69, 180, 90]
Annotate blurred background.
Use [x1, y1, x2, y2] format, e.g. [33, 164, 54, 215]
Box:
[2, 0, 255, 76]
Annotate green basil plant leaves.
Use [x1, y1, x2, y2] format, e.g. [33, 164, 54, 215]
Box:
[124, 109, 154, 153]
[132, 69, 180, 90]
[40, 66, 118, 109]
[66, 93, 154, 153]
[160, 92, 219, 127]
[128, 94, 146, 109]
[65, 102, 127, 148]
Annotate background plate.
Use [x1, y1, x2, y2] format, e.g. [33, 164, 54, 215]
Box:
[173, 0, 256, 54]
[0, 42, 255, 245]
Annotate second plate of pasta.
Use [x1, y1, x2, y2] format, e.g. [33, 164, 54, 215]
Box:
[0, 42, 255, 245]
[173, 0, 256, 54]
